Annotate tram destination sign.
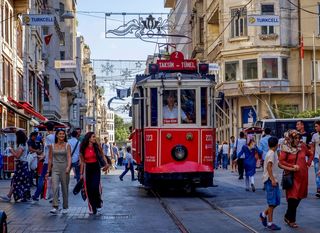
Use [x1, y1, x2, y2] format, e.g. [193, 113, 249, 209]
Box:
[157, 51, 197, 71]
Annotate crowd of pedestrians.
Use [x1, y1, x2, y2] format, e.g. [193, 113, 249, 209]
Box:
[0, 124, 135, 216]
[215, 119, 320, 230]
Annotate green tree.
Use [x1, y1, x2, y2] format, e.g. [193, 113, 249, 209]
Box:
[114, 114, 131, 144]
[295, 109, 320, 118]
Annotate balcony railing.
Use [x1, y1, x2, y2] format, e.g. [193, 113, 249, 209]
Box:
[216, 79, 313, 97]
[60, 70, 78, 88]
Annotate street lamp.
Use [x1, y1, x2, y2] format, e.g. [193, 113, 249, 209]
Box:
[61, 11, 74, 19]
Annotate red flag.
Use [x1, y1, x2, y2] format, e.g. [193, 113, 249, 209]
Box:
[300, 36, 304, 59]
[44, 34, 53, 45]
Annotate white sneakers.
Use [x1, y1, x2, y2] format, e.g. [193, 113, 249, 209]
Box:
[50, 208, 69, 214]
[61, 208, 68, 214]
[50, 208, 58, 214]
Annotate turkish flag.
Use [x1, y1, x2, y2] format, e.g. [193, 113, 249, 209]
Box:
[300, 36, 304, 59]
[44, 34, 53, 45]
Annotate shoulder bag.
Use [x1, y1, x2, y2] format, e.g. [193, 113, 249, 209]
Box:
[93, 144, 106, 168]
[281, 152, 298, 190]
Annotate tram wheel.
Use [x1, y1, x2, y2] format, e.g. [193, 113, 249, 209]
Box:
[183, 183, 195, 194]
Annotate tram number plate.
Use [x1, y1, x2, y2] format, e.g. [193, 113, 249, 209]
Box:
[146, 135, 153, 141]
[205, 135, 212, 141]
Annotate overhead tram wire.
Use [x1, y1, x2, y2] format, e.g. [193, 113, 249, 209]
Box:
[286, 0, 320, 15]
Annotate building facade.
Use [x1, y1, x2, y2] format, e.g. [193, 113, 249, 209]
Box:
[166, 0, 320, 141]
[0, 0, 47, 132]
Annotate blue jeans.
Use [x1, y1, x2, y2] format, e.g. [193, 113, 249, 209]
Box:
[33, 163, 48, 198]
[119, 163, 135, 180]
[314, 158, 320, 190]
[264, 179, 281, 207]
[222, 153, 228, 169]
[72, 161, 81, 182]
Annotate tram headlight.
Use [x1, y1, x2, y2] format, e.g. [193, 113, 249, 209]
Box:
[171, 145, 188, 161]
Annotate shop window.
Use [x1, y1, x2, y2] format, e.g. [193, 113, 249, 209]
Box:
[262, 58, 278, 78]
[225, 61, 239, 81]
[231, 8, 247, 38]
[243, 59, 258, 80]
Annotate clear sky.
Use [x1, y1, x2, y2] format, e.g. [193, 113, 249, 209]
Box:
[77, 0, 169, 60]
[76, 1, 169, 121]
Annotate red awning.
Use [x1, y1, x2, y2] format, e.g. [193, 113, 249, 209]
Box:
[8, 97, 48, 121]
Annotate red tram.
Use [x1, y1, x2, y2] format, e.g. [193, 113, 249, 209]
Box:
[131, 51, 216, 190]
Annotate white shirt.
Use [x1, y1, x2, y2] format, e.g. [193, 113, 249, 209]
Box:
[222, 144, 229, 154]
[312, 132, 320, 159]
[68, 137, 80, 163]
[262, 150, 280, 183]
[44, 133, 55, 164]
[125, 152, 133, 164]
[236, 138, 247, 159]
[163, 105, 187, 123]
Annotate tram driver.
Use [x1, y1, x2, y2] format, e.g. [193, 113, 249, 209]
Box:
[163, 91, 192, 124]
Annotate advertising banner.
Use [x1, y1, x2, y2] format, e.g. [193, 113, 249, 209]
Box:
[248, 15, 280, 26]
[22, 14, 54, 26]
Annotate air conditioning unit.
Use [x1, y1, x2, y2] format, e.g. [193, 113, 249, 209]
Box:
[36, 60, 45, 72]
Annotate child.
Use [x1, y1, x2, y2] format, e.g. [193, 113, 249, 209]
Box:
[237, 138, 262, 191]
[259, 136, 281, 230]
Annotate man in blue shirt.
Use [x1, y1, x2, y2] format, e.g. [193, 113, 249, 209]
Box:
[259, 128, 272, 169]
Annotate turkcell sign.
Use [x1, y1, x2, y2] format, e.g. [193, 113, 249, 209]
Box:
[22, 14, 54, 26]
[247, 15, 280, 26]
[54, 60, 77, 69]
[157, 60, 197, 71]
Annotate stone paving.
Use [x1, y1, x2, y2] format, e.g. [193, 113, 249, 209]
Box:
[0, 166, 319, 233]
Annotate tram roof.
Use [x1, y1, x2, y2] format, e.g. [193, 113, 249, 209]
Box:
[135, 72, 215, 85]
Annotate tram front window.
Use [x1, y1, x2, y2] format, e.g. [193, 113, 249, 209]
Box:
[162, 90, 194, 124]
[181, 89, 196, 124]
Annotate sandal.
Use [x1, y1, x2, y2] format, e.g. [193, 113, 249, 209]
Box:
[288, 222, 299, 228]
[284, 217, 290, 225]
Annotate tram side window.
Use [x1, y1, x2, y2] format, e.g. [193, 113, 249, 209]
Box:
[150, 88, 158, 126]
[201, 87, 207, 126]
[181, 89, 196, 124]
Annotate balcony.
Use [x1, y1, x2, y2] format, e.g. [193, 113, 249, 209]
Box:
[60, 70, 78, 88]
[14, 0, 28, 15]
[164, 0, 176, 8]
[215, 79, 313, 97]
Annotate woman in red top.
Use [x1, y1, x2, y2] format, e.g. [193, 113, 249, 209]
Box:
[279, 129, 313, 228]
[79, 132, 109, 214]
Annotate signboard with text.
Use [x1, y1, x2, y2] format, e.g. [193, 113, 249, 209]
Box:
[248, 15, 280, 26]
[22, 14, 54, 26]
[54, 60, 77, 69]
[157, 51, 197, 71]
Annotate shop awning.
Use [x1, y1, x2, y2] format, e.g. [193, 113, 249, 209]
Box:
[8, 97, 48, 122]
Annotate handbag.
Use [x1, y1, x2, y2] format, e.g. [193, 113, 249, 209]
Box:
[93, 144, 106, 168]
[27, 152, 38, 170]
[73, 178, 84, 195]
[281, 152, 298, 190]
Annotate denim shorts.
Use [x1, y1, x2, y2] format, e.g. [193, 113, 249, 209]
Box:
[264, 179, 281, 207]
